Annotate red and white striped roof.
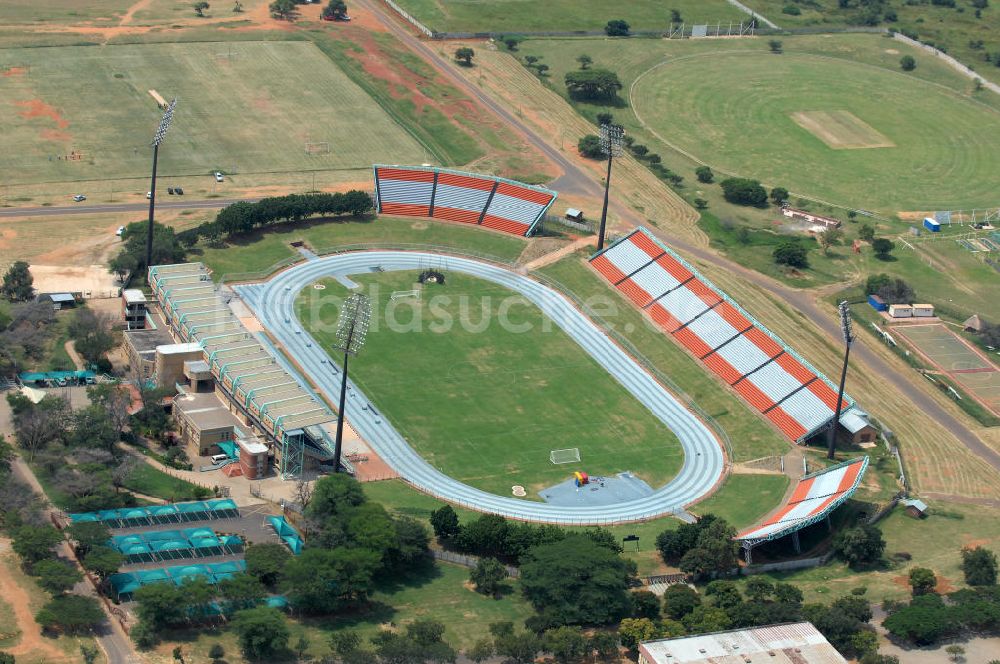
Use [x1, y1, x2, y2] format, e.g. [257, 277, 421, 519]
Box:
[373, 165, 556, 237]
[737, 457, 868, 542]
[590, 228, 851, 442]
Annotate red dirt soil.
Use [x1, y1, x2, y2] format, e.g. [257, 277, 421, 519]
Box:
[16, 99, 69, 128]
[2, 66, 27, 77]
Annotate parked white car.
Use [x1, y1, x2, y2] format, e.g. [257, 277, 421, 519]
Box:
[72, 194, 87, 202]
[214, 171, 224, 182]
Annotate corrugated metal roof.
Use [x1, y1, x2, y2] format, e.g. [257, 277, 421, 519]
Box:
[46, 293, 75, 303]
[639, 622, 846, 664]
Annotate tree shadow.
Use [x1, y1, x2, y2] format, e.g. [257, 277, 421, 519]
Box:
[374, 555, 442, 594]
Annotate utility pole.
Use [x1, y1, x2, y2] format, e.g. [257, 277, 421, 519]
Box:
[597, 123, 625, 252]
[827, 301, 855, 459]
[332, 293, 371, 472]
[146, 98, 177, 278]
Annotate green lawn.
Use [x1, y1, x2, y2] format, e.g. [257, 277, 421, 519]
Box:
[0, 40, 427, 186]
[689, 474, 789, 525]
[0, 590, 18, 648]
[630, 50, 1000, 212]
[198, 215, 528, 280]
[121, 461, 209, 502]
[537, 253, 788, 463]
[158, 562, 534, 660]
[390, 0, 745, 33]
[0, 0, 131, 23]
[297, 271, 684, 496]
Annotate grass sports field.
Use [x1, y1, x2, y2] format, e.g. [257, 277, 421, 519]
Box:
[390, 0, 745, 33]
[895, 323, 1000, 415]
[631, 51, 1000, 212]
[0, 40, 427, 186]
[296, 270, 684, 498]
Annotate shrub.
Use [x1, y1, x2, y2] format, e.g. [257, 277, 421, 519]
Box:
[578, 134, 604, 159]
[773, 241, 810, 269]
[695, 166, 714, 183]
[900, 55, 916, 71]
[720, 178, 767, 206]
[605, 19, 630, 36]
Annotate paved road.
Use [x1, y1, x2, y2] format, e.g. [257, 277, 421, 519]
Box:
[238, 251, 725, 524]
[0, 197, 254, 218]
[10, 456, 139, 664]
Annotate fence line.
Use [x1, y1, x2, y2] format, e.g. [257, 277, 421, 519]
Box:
[381, 0, 433, 37]
[723, 0, 778, 29]
[893, 32, 1000, 97]
[433, 549, 520, 577]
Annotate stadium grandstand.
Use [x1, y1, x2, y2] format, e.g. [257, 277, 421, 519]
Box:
[110, 527, 244, 563]
[736, 457, 868, 562]
[108, 560, 247, 602]
[373, 165, 557, 237]
[68, 499, 240, 528]
[590, 228, 860, 443]
[148, 263, 343, 479]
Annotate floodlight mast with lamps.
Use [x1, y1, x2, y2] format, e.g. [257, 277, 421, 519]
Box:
[597, 123, 625, 252]
[827, 301, 855, 459]
[332, 293, 371, 472]
[145, 98, 177, 276]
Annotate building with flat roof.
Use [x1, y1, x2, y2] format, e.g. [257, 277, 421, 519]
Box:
[123, 327, 176, 381]
[122, 289, 148, 329]
[638, 623, 846, 664]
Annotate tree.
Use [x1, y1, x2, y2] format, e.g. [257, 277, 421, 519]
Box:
[322, 0, 347, 19]
[455, 47, 475, 66]
[859, 223, 876, 242]
[745, 577, 775, 602]
[564, 69, 623, 100]
[208, 643, 225, 663]
[694, 198, 708, 210]
[630, 590, 661, 619]
[112, 221, 186, 282]
[1, 261, 33, 302]
[86, 384, 131, 439]
[819, 227, 844, 255]
[11, 524, 62, 565]
[467, 637, 494, 663]
[294, 634, 310, 660]
[135, 582, 188, 631]
[900, 55, 916, 71]
[32, 559, 82, 595]
[872, 238, 895, 260]
[0, 653, 14, 664]
[470, 557, 508, 597]
[520, 535, 632, 626]
[578, 134, 604, 159]
[218, 574, 266, 612]
[605, 19, 630, 36]
[769, 39, 783, 53]
[770, 186, 789, 205]
[576, 54, 593, 69]
[172, 646, 184, 664]
[695, 166, 714, 183]
[961, 546, 997, 586]
[683, 605, 732, 634]
[80, 545, 122, 582]
[66, 522, 111, 558]
[773, 241, 810, 269]
[429, 504, 460, 540]
[282, 548, 379, 613]
[544, 626, 587, 663]
[833, 525, 886, 568]
[109, 252, 137, 285]
[946, 644, 965, 662]
[883, 593, 955, 645]
[663, 583, 701, 619]
[719, 178, 767, 206]
[69, 405, 118, 454]
[307, 473, 365, 521]
[617, 617, 657, 650]
[35, 595, 104, 634]
[495, 630, 541, 664]
[500, 35, 523, 51]
[232, 607, 290, 660]
[909, 567, 937, 595]
[68, 309, 115, 364]
[193, 1, 209, 16]
[80, 646, 99, 664]
[269, 0, 295, 19]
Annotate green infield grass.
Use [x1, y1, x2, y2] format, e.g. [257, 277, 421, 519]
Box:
[630, 51, 1000, 212]
[390, 0, 745, 33]
[0, 40, 428, 186]
[296, 270, 684, 497]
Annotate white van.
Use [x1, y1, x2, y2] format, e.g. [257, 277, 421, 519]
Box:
[211, 453, 229, 464]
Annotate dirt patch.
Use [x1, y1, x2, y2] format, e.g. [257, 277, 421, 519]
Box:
[885, 48, 900, 55]
[0, 229, 17, 251]
[934, 576, 955, 594]
[15, 99, 69, 129]
[2, 66, 27, 77]
[790, 110, 894, 150]
[0, 548, 67, 660]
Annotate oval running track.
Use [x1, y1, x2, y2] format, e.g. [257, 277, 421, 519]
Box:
[239, 251, 725, 525]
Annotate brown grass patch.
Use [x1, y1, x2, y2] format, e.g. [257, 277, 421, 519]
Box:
[15, 99, 69, 128]
[791, 110, 894, 149]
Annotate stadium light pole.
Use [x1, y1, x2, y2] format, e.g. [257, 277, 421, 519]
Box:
[145, 98, 177, 278]
[332, 293, 371, 472]
[596, 123, 625, 252]
[826, 301, 854, 460]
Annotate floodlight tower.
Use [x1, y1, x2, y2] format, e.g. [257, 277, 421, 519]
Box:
[332, 293, 371, 472]
[826, 301, 855, 459]
[145, 98, 177, 276]
[596, 123, 625, 252]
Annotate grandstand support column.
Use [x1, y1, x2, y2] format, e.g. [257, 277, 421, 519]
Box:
[827, 301, 855, 459]
[597, 123, 625, 252]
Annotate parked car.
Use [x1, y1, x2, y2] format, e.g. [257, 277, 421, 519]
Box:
[214, 172, 224, 182]
[116, 226, 126, 237]
[72, 194, 87, 202]
[146, 191, 152, 199]
[167, 187, 175, 195]
[175, 187, 184, 195]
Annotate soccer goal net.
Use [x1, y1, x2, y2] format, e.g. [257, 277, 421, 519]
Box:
[550, 448, 580, 465]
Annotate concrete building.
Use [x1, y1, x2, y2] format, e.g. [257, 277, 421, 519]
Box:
[123, 327, 176, 381]
[173, 391, 238, 456]
[839, 408, 877, 445]
[238, 439, 269, 480]
[154, 342, 203, 389]
[638, 623, 846, 664]
[122, 289, 148, 329]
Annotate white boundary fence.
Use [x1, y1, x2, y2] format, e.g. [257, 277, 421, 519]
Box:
[382, 0, 433, 37]
[893, 32, 1000, 97]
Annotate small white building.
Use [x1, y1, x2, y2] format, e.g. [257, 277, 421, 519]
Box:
[888, 304, 913, 318]
[639, 622, 846, 664]
[912, 303, 935, 318]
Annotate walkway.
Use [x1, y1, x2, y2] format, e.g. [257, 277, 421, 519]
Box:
[239, 251, 725, 525]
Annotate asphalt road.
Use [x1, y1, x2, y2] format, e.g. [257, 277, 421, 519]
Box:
[239, 251, 725, 524]
[0, 197, 254, 218]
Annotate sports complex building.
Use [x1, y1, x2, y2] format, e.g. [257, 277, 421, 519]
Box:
[139, 167, 871, 543]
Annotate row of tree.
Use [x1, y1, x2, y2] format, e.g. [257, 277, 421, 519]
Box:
[207, 191, 373, 238]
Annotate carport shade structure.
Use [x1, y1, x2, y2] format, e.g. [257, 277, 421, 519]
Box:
[736, 456, 868, 563]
